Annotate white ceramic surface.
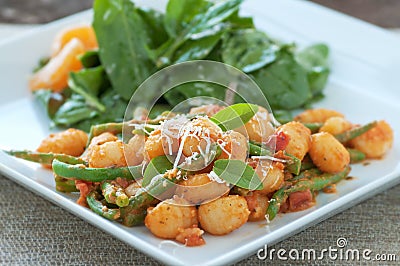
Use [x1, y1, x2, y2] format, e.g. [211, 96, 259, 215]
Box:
[0, 0, 399, 265]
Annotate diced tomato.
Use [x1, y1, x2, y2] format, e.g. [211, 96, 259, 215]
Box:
[288, 189, 314, 212]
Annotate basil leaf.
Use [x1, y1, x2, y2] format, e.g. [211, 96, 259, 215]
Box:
[213, 159, 263, 190]
[142, 156, 173, 187]
[210, 103, 258, 131]
[222, 29, 280, 73]
[251, 51, 311, 110]
[93, 0, 155, 100]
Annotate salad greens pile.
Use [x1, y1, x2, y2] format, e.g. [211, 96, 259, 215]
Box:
[34, 0, 330, 131]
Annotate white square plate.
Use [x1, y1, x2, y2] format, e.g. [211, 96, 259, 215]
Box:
[1, 0, 399, 265]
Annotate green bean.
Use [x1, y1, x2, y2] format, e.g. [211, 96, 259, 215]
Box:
[52, 159, 143, 182]
[86, 191, 120, 221]
[54, 175, 78, 193]
[302, 123, 323, 133]
[289, 168, 321, 182]
[347, 148, 366, 163]
[285, 153, 301, 175]
[286, 166, 350, 193]
[86, 117, 167, 145]
[266, 187, 288, 221]
[3, 150, 86, 165]
[87, 122, 124, 145]
[102, 182, 129, 207]
[267, 167, 349, 221]
[120, 174, 178, 226]
[300, 156, 315, 171]
[334, 121, 377, 143]
[248, 142, 272, 156]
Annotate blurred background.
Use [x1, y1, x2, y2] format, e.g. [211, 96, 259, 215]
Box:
[0, 0, 400, 28]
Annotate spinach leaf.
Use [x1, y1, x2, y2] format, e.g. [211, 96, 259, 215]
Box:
[69, 66, 108, 96]
[99, 89, 128, 120]
[212, 159, 263, 190]
[210, 103, 258, 131]
[251, 51, 311, 110]
[164, 0, 210, 38]
[142, 156, 173, 187]
[138, 8, 169, 49]
[159, 0, 243, 65]
[296, 43, 330, 95]
[222, 29, 280, 73]
[53, 94, 98, 126]
[173, 33, 223, 63]
[68, 67, 107, 112]
[34, 89, 65, 119]
[93, 0, 155, 100]
[78, 50, 101, 68]
[164, 82, 227, 107]
[226, 10, 254, 29]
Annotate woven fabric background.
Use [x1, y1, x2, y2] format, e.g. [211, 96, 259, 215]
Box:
[1, 176, 399, 265]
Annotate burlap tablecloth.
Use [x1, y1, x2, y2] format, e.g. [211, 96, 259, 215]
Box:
[0, 3, 399, 263]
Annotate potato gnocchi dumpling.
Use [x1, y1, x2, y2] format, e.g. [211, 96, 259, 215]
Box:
[37, 128, 88, 157]
[309, 132, 350, 173]
[350, 120, 393, 158]
[198, 195, 250, 235]
[277, 121, 311, 160]
[294, 108, 344, 123]
[10, 103, 393, 247]
[145, 198, 198, 239]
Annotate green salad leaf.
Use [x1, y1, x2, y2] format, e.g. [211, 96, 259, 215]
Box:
[251, 50, 311, 110]
[222, 29, 280, 73]
[93, 0, 156, 100]
[159, 0, 243, 66]
[34, 0, 331, 131]
[212, 159, 263, 190]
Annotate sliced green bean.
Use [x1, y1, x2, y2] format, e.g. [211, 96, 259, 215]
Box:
[102, 182, 129, 207]
[87, 191, 120, 221]
[54, 175, 78, 193]
[302, 123, 323, 133]
[248, 142, 272, 156]
[286, 166, 350, 193]
[288, 168, 321, 182]
[347, 148, 366, 163]
[120, 174, 178, 226]
[52, 159, 142, 182]
[87, 122, 124, 145]
[285, 153, 301, 175]
[266, 187, 288, 221]
[335, 121, 377, 143]
[267, 167, 349, 221]
[3, 150, 86, 165]
[300, 156, 315, 171]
